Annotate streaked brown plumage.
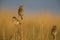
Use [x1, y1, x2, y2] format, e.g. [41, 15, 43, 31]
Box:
[18, 5, 24, 20]
[51, 25, 57, 40]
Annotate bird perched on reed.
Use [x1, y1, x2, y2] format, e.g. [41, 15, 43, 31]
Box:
[51, 25, 57, 40]
[18, 5, 24, 20]
[12, 16, 20, 25]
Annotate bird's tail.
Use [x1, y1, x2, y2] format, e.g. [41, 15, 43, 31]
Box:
[21, 16, 23, 20]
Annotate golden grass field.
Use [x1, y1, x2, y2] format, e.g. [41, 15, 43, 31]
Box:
[0, 12, 60, 40]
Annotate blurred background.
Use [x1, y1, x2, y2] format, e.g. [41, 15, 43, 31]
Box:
[0, 0, 60, 40]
